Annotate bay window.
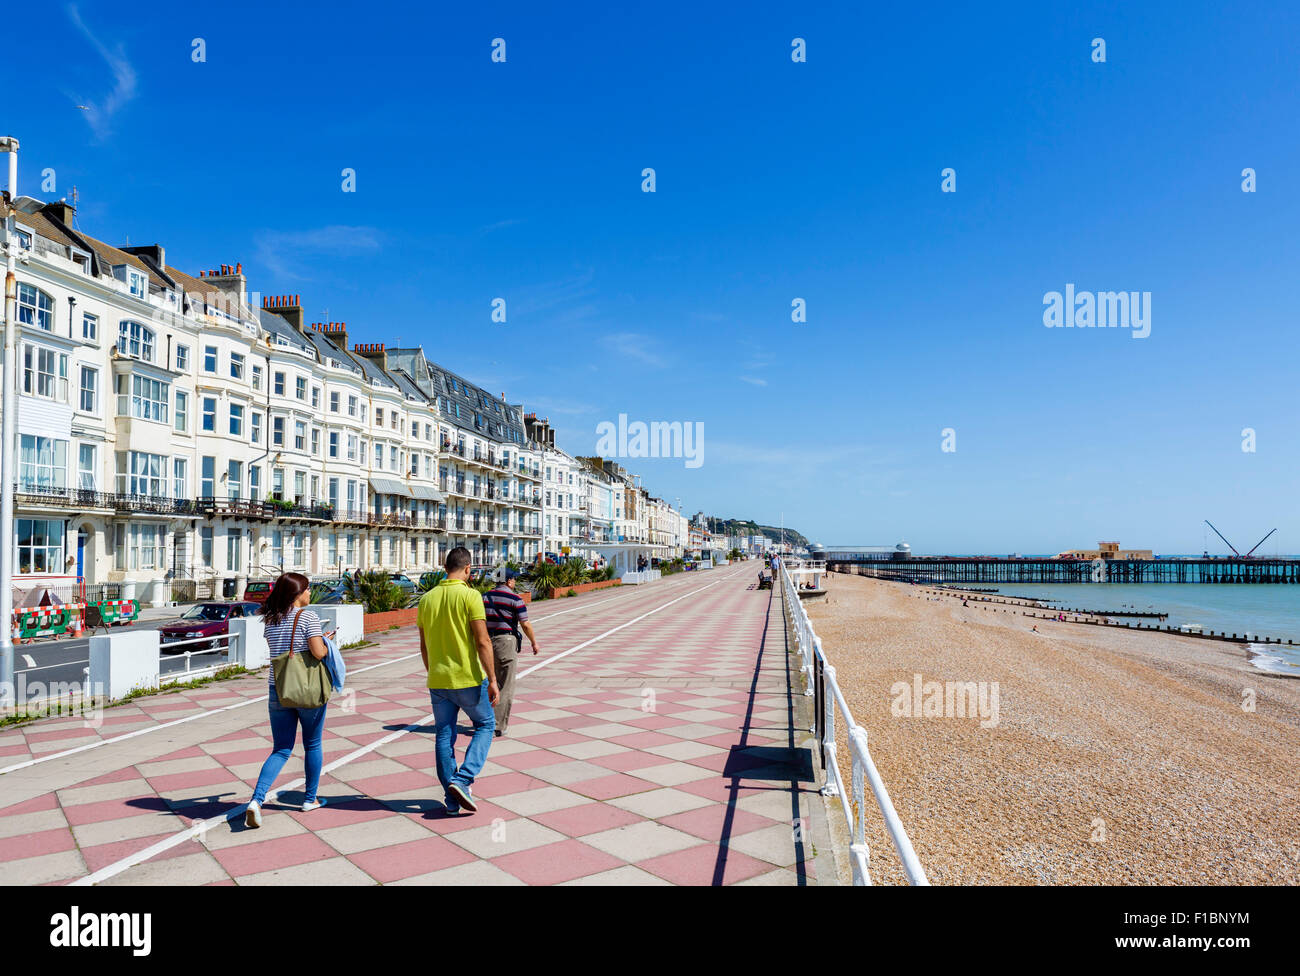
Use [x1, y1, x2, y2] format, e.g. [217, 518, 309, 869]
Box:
[22, 345, 68, 401]
[19, 435, 67, 489]
[116, 373, 169, 423]
[117, 320, 155, 361]
[118, 451, 166, 496]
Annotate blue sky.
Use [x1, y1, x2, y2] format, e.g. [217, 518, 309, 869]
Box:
[10, 1, 1300, 554]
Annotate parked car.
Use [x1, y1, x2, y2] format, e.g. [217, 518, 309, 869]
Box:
[388, 573, 416, 596]
[159, 601, 261, 654]
[242, 580, 274, 605]
[309, 577, 347, 605]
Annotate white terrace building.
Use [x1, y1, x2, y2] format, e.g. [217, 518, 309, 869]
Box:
[0, 196, 547, 605]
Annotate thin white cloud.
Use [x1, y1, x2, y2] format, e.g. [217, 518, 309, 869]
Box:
[254, 225, 382, 280]
[66, 4, 138, 141]
[479, 218, 524, 235]
[600, 331, 668, 368]
[512, 268, 598, 325]
[739, 376, 767, 386]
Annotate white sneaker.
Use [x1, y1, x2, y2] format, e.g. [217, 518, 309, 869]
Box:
[245, 800, 262, 828]
[302, 797, 327, 812]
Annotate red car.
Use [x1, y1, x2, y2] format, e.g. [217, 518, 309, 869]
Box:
[242, 581, 274, 605]
[159, 601, 261, 654]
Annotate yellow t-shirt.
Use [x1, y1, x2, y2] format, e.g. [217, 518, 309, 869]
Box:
[418, 579, 487, 689]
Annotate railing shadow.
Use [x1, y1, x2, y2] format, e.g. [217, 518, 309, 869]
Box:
[710, 584, 814, 886]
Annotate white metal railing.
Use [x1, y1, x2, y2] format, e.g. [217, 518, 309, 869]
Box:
[779, 558, 929, 886]
[159, 631, 234, 683]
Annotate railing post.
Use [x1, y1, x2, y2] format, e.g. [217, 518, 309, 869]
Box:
[850, 726, 867, 849]
[821, 661, 839, 797]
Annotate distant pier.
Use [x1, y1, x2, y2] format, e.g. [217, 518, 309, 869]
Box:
[826, 555, 1300, 584]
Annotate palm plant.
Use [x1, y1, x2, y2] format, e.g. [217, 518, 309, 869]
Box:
[528, 561, 562, 599]
[344, 569, 407, 613]
[557, 557, 586, 587]
[415, 570, 447, 598]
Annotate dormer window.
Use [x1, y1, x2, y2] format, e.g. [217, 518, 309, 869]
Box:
[118, 320, 155, 362]
[15, 230, 31, 251]
[129, 271, 146, 299]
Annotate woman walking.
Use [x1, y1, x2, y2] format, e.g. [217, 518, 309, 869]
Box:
[246, 572, 334, 828]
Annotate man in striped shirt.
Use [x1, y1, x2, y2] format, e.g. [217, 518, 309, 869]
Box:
[482, 569, 539, 736]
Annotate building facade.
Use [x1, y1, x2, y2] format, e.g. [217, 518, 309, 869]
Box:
[1, 193, 700, 605]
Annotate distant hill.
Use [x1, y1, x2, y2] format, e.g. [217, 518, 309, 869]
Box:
[701, 516, 809, 548]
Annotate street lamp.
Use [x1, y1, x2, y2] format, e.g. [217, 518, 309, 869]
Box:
[0, 135, 20, 706]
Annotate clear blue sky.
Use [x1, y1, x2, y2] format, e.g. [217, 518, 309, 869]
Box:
[11, 1, 1300, 555]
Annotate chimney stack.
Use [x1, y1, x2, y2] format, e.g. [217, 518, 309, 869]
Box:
[262, 294, 304, 332]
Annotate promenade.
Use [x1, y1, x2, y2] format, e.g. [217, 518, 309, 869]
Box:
[0, 567, 828, 886]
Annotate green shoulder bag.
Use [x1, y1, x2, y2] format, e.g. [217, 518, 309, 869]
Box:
[272, 609, 333, 708]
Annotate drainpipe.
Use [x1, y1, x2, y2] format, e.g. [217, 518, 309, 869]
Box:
[247, 343, 272, 585]
[0, 136, 19, 706]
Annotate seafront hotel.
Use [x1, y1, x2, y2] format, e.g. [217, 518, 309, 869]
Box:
[0, 195, 688, 605]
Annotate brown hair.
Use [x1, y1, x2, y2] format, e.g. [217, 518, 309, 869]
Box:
[260, 572, 311, 626]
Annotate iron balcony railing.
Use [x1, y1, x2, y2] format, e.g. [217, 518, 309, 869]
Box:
[14, 484, 116, 509]
[779, 558, 928, 887]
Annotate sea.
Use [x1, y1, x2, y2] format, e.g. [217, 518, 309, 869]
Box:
[960, 581, 1300, 674]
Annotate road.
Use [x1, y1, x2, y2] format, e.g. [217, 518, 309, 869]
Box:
[10, 616, 228, 706]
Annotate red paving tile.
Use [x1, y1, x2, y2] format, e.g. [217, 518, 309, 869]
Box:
[490, 839, 623, 885]
[657, 804, 780, 842]
[347, 834, 475, 882]
[145, 766, 236, 793]
[636, 843, 774, 886]
[474, 770, 551, 797]
[588, 751, 676, 773]
[211, 832, 340, 877]
[529, 803, 643, 838]
[606, 730, 681, 749]
[490, 749, 575, 772]
[524, 731, 591, 748]
[345, 769, 439, 797]
[565, 773, 659, 801]
[0, 792, 60, 817]
[0, 826, 76, 860]
[62, 794, 173, 826]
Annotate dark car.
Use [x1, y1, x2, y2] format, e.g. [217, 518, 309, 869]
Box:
[309, 577, 347, 605]
[242, 580, 274, 605]
[159, 602, 260, 654]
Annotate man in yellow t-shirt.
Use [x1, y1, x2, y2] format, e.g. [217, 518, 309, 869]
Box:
[418, 546, 498, 814]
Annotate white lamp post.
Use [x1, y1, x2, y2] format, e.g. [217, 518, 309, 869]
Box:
[0, 135, 20, 706]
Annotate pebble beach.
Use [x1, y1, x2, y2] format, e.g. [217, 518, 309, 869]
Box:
[805, 572, 1300, 885]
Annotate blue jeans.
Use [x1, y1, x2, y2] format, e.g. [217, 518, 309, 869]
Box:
[252, 687, 328, 804]
[429, 680, 495, 803]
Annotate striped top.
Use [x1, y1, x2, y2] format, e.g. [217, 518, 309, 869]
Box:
[263, 608, 323, 687]
[482, 587, 528, 638]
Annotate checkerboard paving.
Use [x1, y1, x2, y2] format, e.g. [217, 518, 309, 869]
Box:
[0, 568, 822, 885]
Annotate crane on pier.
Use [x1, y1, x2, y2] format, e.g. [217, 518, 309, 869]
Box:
[1245, 528, 1278, 558]
[1203, 521, 1279, 559]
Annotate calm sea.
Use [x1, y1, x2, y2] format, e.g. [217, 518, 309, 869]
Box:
[969, 582, 1300, 672]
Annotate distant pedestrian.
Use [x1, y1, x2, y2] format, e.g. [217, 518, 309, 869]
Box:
[246, 572, 336, 828]
[418, 546, 498, 814]
[483, 569, 539, 736]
